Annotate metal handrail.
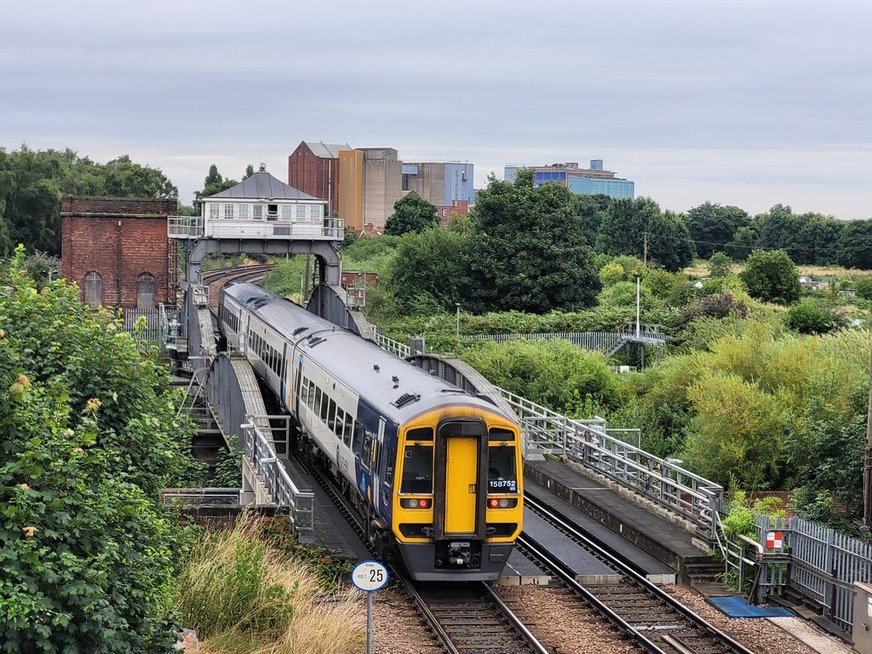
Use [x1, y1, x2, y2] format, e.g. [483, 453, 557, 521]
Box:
[241, 415, 314, 539]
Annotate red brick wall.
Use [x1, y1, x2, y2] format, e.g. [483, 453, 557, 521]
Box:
[288, 143, 338, 214]
[60, 197, 177, 309]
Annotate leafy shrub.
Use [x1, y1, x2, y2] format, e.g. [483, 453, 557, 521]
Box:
[739, 249, 800, 304]
[785, 301, 844, 334]
[852, 276, 872, 300]
[599, 261, 625, 286]
[175, 517, 363, 653]
[462, 339, 621, 417]
[708, 252, 733, 278]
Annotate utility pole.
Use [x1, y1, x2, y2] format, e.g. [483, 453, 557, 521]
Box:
[642, 231, 648, 268]
[455, 303, 461, 339]
[864, 341, 872, 532]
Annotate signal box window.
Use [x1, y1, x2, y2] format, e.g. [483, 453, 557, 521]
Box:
[267, 204, 278, 221]
[488, 446, 518, 493]
[401, 445, 433, 494]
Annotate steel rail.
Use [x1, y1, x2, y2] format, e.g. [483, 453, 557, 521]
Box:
[524, 491, 756, 654]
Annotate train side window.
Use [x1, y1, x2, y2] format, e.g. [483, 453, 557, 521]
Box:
[321, 396, 332, 423]
[307, 381, 316, 408]
[343, 413, 354, 446]
[384, 445, 395, 485]
[362, 429, 375, 466]
[406, 427, 433, 442]
[488, 446, 518, 494]
[352, 421, 364, 456]
[301, 378, 309, 404]
[314, 387, 323, 416]
[334, 407, 345, 438]
[400, 445, 433, 494]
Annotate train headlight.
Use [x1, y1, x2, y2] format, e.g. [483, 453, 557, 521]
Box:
[487, 498, 517, 509]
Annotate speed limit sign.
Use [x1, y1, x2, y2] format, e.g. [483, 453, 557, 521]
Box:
[351, 560, 389, 592]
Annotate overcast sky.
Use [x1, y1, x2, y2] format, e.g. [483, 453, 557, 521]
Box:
[2, 0, 870, 219]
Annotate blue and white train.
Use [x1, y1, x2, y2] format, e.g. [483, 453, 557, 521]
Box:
[218, 283, 523, 581]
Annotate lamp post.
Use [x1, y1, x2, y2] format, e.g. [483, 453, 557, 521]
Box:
[455, 303, 461, 339]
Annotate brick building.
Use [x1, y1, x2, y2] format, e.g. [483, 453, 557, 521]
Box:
[60, 197, 177, 309]
[287, 141, 349, 216]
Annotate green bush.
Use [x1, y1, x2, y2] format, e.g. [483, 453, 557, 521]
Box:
[785, 301, 844, 334]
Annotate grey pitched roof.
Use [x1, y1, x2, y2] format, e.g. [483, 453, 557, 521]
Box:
[210, 170, 319, 200]
[304, 141, 350, 158]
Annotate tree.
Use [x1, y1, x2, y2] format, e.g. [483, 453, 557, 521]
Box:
[0, 250, 189, 651]
[836, 219, 872, 269]
[0, 146, 177, 255]
[647, 210, 696, 272]
[685, 202, 750, 259]
[595, 198, 694, 272]
[572, 193, 611, 246]
[708, 252, 732, 278]
[724, 224, 759, 261]
[467, 170, 600, 313]
[755, 205, 844, 265]
[384, 194, 439, 236]
[684, 372, 788, 488]
[386, 227, 468, 312]
[242, 164, 255, 180]
[195, 164, 237, 202]
[739, 249, 800, 303]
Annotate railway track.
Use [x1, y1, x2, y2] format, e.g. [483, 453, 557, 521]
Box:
[520, 491, 756, 654]
[296, 449, 547, 654]
[201, 263, 275, 313]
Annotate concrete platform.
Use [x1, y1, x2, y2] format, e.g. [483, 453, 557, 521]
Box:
[496, 549, 551, 586]
[525, 478, 676, 584]
[525, 458, 717, 583]
[523, 508, 623, 584]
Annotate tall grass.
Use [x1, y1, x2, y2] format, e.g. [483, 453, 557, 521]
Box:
[175, 516, 364, 654]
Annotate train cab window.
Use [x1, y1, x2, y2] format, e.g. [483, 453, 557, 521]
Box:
[488, 446, 518, 494]
[401, 445, 433, 494]
[406, 427, 433, 442]
[488, 427, 515, 442]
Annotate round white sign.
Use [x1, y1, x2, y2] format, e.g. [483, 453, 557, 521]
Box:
[351, 560, 389, 592]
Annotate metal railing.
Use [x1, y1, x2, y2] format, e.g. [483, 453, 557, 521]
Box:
[498, 387, 723, 535]
[168, 214, 203, 238]
[168, 214, 344, 240]
[461, 331, 625, 354]
[240, 414, 314, 540]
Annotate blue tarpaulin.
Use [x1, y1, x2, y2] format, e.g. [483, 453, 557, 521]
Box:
[708, 595, 794, 618]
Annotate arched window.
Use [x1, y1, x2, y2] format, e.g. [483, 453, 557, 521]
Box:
[136, 272, 156, 309]
[84, 272, 103, 307]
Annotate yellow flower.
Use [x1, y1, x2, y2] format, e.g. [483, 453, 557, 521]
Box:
[72, 447, 83, 455]
[22, 526, 37, 538]
[17, 374, 30, 388]
[16, 483, 29, 491]
[84, 397, 102, 415]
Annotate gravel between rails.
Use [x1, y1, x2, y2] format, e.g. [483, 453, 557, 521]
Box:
[370, 581, 846, 654]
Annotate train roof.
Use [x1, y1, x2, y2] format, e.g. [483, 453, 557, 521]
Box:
[221, 283, 515, 426]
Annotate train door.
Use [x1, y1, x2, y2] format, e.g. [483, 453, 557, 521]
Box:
[435, 419, 487, 537]
[378, 420, 396, 522]
[293, 356, 303, 417]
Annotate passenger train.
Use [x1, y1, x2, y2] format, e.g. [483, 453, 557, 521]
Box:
[218, 283, 524, 581]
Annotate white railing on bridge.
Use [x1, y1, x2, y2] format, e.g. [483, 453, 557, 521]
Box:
[168, 214, 344, 241]
[498, 387, 723, 535]
[168, 215, 203, 238]
[241, 415, 314, 540]
[370, 329, 722, 536]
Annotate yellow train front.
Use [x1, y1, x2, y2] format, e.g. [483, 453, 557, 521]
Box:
[389, 406, 523, 581]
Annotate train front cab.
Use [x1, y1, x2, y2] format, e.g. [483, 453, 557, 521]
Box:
[393, 410, 523, 581]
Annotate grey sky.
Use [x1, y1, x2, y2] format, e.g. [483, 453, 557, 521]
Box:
[2, 0, 870, 219]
